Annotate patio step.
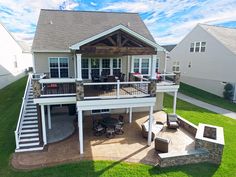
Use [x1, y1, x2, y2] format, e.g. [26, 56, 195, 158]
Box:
[25, 105, 37, 109]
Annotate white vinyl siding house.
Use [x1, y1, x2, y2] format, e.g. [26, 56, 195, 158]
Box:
[0, 22, 32, 89]
[167, 24, 236, 99]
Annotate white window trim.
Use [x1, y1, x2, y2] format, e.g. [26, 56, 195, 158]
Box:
[81, 58, 122, 80]
[48, 57, 69, 78]
[190, 42, 206, 53]
[131, 55, 152, 76]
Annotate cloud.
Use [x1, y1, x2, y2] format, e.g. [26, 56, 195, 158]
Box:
[0, 0, 78, 45]
[0, 0, 236, 46]
[90, 2, 97, 6]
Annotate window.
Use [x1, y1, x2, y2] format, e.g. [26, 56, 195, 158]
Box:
[190, 43, 194, 52]
[49, 57, 69, 78]
[112, 58, 121, 76]
[133, 59, 139, 73]
[102, 59, 110, 76]
[132, 57, 151, 75]
[91, 58, 100, 76]
[91, 109, 110, 114]
[201, 42, 206, 52]
[156, 58, 159, 72]
[172, 61, 180, 72]
[195, 42, 200, 52]
[141, 59, 149, 74]
[82, 59, 89, 79]
[190, 42, 206, 53]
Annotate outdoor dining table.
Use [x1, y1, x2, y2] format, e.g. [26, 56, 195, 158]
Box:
[100, 117, 119, 128]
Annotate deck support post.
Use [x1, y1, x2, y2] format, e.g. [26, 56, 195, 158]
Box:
[40, 105, 47, 145]
[78, 110, 83, 154]
[148, 106, 153, 146]
[76, 53, 82, 81]
[47, 105, 51, 129]
[173, 91, 177, 114]
[129, 107, 132, 123]
[151, 55, 157, 80]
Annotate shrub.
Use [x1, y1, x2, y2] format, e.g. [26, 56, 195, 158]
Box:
[223, 83, 234, 100]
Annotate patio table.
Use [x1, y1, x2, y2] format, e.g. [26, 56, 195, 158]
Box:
[100, 117, 119, 128]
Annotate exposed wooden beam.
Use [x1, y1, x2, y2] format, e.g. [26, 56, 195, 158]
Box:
[117, 32, 122, 47]
[121, 38, 129, 46]
[108, 36, 117, 46]
[77, 46, 156, 56]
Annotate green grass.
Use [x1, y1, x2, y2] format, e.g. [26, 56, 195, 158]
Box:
[179, 82, 236, 112]
[0, 77, 236, 176]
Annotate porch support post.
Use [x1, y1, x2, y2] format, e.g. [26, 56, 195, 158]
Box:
[78, 110, 83, 154]
[173, 91, 177, 114]
[74, 54, 77, 78]
[129, 107, 132, 123]
[47, 105, 51, 129]
[40, 105, 47, 145]
[148, 106, 153, 146]
[76, 53, 82, 81]
[151, 55, 157, 80]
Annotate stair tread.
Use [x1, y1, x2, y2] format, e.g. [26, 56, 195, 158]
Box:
[20, 137, 39, 142]
[19, 142, 40, 147]
[21, 129, 38, 133]
[20, 133, 39, 137]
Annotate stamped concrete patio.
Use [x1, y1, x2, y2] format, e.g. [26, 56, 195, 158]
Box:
[12, 111, 195, 169]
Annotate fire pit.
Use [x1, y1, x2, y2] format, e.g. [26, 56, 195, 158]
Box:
[203, 126, 216, 140]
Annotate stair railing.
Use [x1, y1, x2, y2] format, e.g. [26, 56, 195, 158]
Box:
[14, 73, 32, 149]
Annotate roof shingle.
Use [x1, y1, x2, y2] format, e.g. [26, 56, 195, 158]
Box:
[32, 9, 156, 51]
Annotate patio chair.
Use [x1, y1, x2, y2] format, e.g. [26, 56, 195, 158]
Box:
[167, 114, 179, 129]
[115, 123, 124, 135]
[119, 73, 125, 82]
[106, 75, 116, 90]
[106, 127, 115, 138]
[93, 120, 105, 136]
[118, 115, 125, 126]
[155, 136, 170, 153]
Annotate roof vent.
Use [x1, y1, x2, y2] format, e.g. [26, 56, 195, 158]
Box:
[127, 22, 130, 27]
[49, 20, 53, 25]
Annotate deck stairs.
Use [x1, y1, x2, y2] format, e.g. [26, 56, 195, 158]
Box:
[15, 74, 44, 152]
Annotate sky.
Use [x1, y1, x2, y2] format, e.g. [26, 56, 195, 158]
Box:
[0, 0, 236, 46]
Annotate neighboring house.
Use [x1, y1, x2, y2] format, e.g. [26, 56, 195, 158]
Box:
[15, 9, 179, 153]
[167, 24, 236, 100]
[0, 22, 32, 89]
[162, 44, 176, 52]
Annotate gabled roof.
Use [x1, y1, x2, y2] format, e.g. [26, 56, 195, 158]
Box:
[32, 9, 157, 52]
[0, 21, 31, 53]
[161, 44, 176, 52]
[200, 24, 236, 55]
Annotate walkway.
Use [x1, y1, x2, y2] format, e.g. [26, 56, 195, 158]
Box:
[172, 92, 236, 120]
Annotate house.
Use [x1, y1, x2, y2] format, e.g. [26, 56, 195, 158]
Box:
[14, 9, 179, 153]
[0, 22, 32, 89]
[167, 24, 236, 100]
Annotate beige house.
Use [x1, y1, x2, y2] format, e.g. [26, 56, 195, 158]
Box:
[167, 24, 236, 100]
[15, 9, 179, 153]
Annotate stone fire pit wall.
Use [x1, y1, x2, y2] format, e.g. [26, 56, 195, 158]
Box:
[195, 123, 224, 164]
[158, 116, 225, 167]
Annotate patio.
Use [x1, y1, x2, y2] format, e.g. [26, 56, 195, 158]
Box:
[12, 111, 195, 169]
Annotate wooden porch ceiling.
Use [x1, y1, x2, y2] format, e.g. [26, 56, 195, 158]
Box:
[76, 30, 156, 56]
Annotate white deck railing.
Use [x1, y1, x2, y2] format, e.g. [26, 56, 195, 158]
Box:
[84, 80, 150, 100]
[15, 73, 32, 149]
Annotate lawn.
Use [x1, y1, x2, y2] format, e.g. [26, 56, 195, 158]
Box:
[0, 77, 236, 177]
[179, 82, 236, 112]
